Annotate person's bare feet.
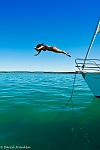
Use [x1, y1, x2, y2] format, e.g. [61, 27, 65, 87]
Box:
[66, 53, 71, 57]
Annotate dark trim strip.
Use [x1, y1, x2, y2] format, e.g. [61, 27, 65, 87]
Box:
[95, 96, 100, 98]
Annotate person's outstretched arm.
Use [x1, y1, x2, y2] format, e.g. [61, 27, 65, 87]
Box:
[34, 45, 44, 50]
[34, 50, 41, 56]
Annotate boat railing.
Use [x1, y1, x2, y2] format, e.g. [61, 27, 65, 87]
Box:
[75, 58, 100, 72]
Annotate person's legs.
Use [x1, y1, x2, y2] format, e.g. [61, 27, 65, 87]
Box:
[52, 46, 71, 57]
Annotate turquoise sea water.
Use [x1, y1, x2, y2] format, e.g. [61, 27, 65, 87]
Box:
[0, 73, 100, 150]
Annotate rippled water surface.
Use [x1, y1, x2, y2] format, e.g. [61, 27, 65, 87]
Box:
[0, 73, 100, 150]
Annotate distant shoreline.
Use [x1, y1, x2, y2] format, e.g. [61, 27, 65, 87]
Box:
[0, 71, 80, 74]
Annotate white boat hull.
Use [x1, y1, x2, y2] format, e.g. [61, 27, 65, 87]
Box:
[82, 72, 100, 98]
[75, 18, 100, 98]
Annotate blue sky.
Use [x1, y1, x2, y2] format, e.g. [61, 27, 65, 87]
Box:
[0, 0, 100, 71]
